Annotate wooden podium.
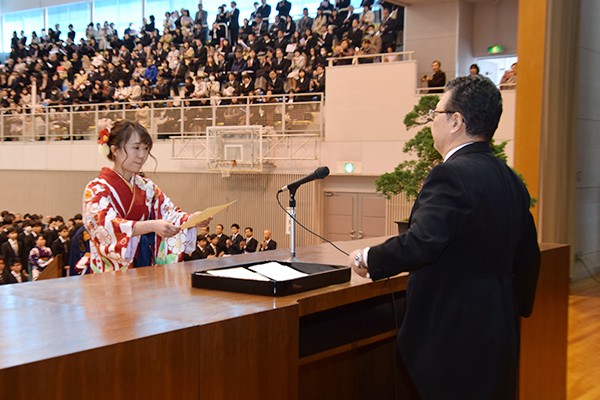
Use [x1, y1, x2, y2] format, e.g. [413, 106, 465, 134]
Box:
[0, 239, 568, 400]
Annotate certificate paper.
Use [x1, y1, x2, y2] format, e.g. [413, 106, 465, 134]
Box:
[206, 267, 270, 281]
[249, 262, 308, 281]
[180, 200, 238, 229]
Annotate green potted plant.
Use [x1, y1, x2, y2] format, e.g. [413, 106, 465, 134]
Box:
[376, 95, 534, 233]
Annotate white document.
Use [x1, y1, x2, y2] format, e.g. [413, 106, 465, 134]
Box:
[249, 262, 308, 281]
[206, 267, 270, 281]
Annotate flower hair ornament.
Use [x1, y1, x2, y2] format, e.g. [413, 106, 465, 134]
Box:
[98, 127, 111, 157]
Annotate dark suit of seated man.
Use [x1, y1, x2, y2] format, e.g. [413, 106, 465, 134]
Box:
[259, 229, 277, 251]
[240, 227, 258, 253]
[185, 236, 213, 261]
[349, 75, 540, 400]
[228, 224, 243, 255]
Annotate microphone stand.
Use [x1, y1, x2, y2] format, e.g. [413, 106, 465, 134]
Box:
[288, 187, 297, 260]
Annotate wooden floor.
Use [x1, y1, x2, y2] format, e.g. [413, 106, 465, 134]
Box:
[568, 277, 600, 400]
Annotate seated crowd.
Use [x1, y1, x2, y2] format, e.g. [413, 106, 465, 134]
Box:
[0, 210, 277, 284]
[0, 0, 403, 114]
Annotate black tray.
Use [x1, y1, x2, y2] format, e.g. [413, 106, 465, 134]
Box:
[191, 260, 351, 296]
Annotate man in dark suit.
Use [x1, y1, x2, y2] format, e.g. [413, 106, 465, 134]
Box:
[267, 70, 285, 95]
[229, 1, 240, 44]
[229, 224, 243, 255]
[259, 229, 277, 251]
[240, 227, 258, 253]
[349, 75, 540, 400]
[185, 236, 213, 260]
[257, 0, 272, 23]
[1, 228, 28, 268]
[271, 48, 291, 75]
[276, 0, 291, 17]
[214, 224, 230, 255]
[51, 225, 71, 277]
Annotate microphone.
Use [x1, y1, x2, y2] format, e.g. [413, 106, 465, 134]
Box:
[278, 166, 330, 193]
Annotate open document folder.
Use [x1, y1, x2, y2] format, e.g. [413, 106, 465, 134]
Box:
[180, 200, 238, 229]
[206, 262, 309, 282]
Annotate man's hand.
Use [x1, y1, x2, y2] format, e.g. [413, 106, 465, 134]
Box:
[348, 249, 369, 278]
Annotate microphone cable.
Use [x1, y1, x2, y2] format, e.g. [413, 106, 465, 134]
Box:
[276, 191, 349, 256]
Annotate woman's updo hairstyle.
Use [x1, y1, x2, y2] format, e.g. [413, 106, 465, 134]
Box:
[106, 120, 153, 161]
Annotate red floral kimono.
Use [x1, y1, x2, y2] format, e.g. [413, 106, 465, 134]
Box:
[83, 168, 196, 273]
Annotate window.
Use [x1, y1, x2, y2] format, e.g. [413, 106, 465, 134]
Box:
[47, 2, 91, 43]
[93, 0, 142, 37]
[2, 9, 44, 53]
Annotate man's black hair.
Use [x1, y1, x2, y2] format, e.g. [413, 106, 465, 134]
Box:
[445, 75, 502, 141]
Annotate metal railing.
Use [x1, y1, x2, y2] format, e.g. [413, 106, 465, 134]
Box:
[327, 50, 414, 67]
[0, 92, 324, 143]
[415, 83, 516, 95]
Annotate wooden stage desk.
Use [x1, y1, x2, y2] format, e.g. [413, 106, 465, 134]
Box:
[0, 239, 569, 400]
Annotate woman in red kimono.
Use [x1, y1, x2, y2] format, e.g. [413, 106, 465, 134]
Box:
[83, 120, 206, 273]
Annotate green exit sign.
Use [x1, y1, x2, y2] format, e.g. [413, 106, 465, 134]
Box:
[488, 45, 504, 55]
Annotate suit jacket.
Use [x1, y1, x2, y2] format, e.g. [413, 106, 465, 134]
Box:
[51, 237, 71, 267]
[216, 234, 229, 255]
[367, 141, 540, 400]
[1, 240, 28, 267]
[267, 77, 285, 94]
[186, 245, 213, 261]
[229, 234, 243, 255]
[3, 270, 27, 284]
[259, 239, 277, 251]
[243, 237, 258, 253]
[257, 4, 272, 21]
[271, 57, 291, 75]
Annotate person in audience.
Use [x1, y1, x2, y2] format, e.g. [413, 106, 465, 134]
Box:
[259, 229, 277, 251]
[356, 37, 378, 64]
[421, 60, 446, 93]
[332, 38, 354, 65]
[229, 223, 243, 255]
[208, 234, 221, 257]
[240, 73, 255, 96]
[1, 227, 28, 268]
[29, 235, 54, 281]
[311, 64, 326, 93]
[267, 70, 285, 95]
[51, 225, 71, 277]
[228, 2, 240, 45]
[214, 224, 230, 255]
[257, 0, 272, 23]
[0, 258, 8, 284]
[185, 235, 212, 260]
[287, 49, 307, 90]
[500, 62, 517, 89]
[379, 7, 401, 52]
[4, 260, 29, 284]
[297, 8, 313, 34]
[469, 63, 481, 76]
[240, 227, 258, 253]
[346, 18, 363, 49]
[82, 120, 210, 273]
[195, 4, 209, 42]
[69, 224, 90, 275]
[360, 5, 375, 27]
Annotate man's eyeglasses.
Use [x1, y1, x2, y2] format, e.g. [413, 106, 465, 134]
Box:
[428, 109, 458, 119]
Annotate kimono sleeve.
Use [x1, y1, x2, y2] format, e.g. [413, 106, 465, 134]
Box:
[152, 183, 197, 258]
[83, 181, 140, 264]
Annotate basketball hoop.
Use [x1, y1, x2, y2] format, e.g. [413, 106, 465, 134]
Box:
[217, 160, 237, 178]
